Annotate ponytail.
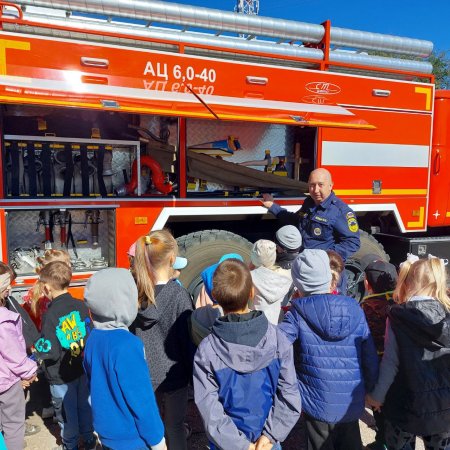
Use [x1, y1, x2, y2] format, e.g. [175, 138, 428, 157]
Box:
[133, 229, 178, 307]
[394, 257, 450, 310]
[393, 260, 412, 304]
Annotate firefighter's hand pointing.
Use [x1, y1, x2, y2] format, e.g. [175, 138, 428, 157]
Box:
[261, 193, 274, 209]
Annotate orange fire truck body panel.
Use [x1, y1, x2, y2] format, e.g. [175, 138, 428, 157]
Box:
[0, 5, 447, 286]
[0, 34, 433, 122]
[0, 32, 437, 229]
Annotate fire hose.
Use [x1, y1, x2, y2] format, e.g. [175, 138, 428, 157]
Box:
[118, 155, 173, 195]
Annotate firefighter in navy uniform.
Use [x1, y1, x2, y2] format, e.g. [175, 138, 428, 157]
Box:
[262, 168, 360, 290]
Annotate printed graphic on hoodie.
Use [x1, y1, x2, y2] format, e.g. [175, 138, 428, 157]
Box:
[55, 311, 87, 357]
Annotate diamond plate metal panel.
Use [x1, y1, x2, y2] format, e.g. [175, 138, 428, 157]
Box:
[7, 208, 115, 275]
[187, 119, 295, 166]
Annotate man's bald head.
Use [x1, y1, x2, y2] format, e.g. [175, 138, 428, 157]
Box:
[308, 168, 333, 205]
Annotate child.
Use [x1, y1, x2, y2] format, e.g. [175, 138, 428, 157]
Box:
[1, 261, 44, 436]
[361, 255, 398, 359]
[280, 249, 378, 450]
[34, 261, 95, 450]
[131, 230, 193, 450]
[249, 239, 291, 324]
[326, 250, 345, 294]
[360, 256, 398, 450]
[129, 238, 187, 281]
[84, 268, 166, 450]
[195, 253, 244, 308]
[191, 253, 243, 345]
[0, 267, 38, 450]
[274, 225, 302, 274]
[193, 259, 301, 450]
[23, 249, 72, 331]
[367, 257, 450, 450]
[172, 256, 188, 281]
[0, 262, 40, 354]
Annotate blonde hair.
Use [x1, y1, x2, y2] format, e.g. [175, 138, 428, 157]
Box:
[30, 250, 71, 314]
[393, 257, 450, 310]
[133, 229, 177, 307]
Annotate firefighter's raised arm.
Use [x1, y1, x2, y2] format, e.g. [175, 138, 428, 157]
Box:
[261, 193, 302, 228]
[261, 193, 274, 209]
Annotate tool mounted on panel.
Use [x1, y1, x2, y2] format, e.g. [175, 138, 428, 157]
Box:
[52, 210, 70, 248]
[36, 210, 53, 250]
[85, 209, 101, 248]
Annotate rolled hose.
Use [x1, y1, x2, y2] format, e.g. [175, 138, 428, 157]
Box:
[123, 155, 173, 195]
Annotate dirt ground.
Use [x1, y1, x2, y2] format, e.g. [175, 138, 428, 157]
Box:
[24, 382, 425, 450]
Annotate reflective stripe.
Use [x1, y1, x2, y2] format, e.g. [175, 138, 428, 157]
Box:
[322, 141, 429, 167]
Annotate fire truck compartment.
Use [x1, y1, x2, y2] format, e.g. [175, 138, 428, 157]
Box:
[1, 105, 316, 199]
[7, 207, 116, 276]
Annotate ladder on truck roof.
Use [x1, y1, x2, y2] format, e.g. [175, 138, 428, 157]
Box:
[0, 0, 433, 80]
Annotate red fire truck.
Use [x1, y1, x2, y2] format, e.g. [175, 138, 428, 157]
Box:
[0, 0, 446, 298]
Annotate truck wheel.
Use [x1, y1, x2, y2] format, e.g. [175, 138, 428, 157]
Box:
[177, 230, 253, 299]
[345, 230, 389, 302]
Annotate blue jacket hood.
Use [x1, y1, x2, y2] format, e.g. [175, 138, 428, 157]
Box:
[293, 294, 363, 341]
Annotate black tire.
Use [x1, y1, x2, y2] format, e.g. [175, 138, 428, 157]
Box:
[346, 230, 389, 302]
[177, 230, 253, 298]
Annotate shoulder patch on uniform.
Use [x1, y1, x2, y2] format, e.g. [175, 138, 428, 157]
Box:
[347, 216, 359, 233]
[313, 227, 322, 236]
[346, 211, 355, 219]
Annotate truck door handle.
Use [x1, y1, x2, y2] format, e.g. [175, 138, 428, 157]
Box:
[81, 57, 109, 68]
[434, 151, 441, 175]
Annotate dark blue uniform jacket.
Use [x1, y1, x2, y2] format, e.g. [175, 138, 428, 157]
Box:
[269, 192, 360, 261]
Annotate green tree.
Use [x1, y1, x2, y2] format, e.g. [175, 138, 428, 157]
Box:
[428, 51, 450, 89]
[369, 49, 450, 88]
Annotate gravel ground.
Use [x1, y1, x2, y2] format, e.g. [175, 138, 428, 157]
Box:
[24, 388, 425, 450]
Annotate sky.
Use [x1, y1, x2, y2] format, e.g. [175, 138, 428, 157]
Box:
[163, 0, 449, 54]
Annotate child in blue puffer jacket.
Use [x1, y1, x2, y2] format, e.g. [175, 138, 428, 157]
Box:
[279, 249, 378, 450]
